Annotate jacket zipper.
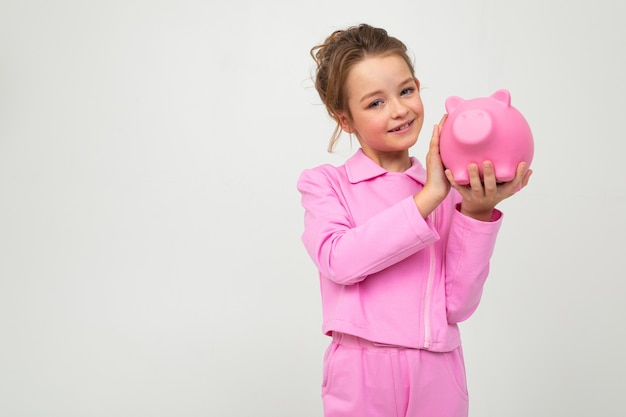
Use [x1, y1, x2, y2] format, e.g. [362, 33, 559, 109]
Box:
[423, 208, 437, 349]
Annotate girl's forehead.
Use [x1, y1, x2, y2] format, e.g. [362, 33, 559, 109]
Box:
[347, 55, 413, 87]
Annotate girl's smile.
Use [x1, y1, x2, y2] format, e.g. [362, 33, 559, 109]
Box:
[388, 119, 414, 133]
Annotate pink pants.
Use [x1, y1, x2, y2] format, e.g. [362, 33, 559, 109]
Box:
[322, 333, 469, 417]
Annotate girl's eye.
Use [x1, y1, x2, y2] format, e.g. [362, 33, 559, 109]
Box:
[401, 87, 414, 96]
[368, 99, 383, 108]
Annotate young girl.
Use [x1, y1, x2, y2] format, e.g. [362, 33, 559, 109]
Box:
[297, 24, 532, 417]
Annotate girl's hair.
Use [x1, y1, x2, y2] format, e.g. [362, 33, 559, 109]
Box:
[310, 24, 416, 152]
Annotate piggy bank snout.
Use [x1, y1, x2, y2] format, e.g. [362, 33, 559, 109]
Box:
[451, 110, 493, 145]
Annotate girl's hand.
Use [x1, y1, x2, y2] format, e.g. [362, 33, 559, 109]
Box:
[424, 115, 451, 197]
[445, 161, 532, 221]
[414, 115, 451, 218]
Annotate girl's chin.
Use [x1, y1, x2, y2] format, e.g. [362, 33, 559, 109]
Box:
[394, 136, 418, 150]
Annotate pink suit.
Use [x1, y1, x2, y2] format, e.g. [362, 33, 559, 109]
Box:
[297, 149, 503, 417]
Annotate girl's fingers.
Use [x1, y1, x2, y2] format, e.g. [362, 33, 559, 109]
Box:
[521, 169, 533, 188]
[481, 161, 497, 195]
[431, 114, 447, 142]
[445, 169, 457, 187]
[467, 163, 483, 194]
[507, 162, 530, 194]
[438, 113, 448, 128]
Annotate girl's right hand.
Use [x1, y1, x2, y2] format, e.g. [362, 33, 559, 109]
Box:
[414, 115, 451, 218]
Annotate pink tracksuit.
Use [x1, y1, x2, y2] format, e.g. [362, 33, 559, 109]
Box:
[297, 149, 503, 417]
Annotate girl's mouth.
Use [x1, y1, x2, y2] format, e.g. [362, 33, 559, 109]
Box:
[389, 120, 413, 132]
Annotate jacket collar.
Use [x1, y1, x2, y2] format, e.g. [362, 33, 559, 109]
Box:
[345, 148, 427, 184]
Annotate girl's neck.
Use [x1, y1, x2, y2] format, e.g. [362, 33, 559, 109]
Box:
[363, 149, 412, 172]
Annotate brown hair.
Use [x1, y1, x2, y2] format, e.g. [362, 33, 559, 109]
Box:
[310, 24, 416, 152]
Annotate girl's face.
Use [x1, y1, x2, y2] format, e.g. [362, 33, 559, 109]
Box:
[338, 54, 424, 169]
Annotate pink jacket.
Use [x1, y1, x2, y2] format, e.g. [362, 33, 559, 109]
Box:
[297, 149, 503, 352]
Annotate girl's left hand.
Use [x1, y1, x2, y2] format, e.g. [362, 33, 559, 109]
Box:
[445, 161, 532, 221]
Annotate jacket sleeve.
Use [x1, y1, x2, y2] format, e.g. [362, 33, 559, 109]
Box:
[297, 167, 439, 285]
[444, 198, 503, 323]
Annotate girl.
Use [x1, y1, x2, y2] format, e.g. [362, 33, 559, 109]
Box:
[297, 24, 532, 417]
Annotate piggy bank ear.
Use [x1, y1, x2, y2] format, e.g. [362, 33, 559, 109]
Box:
[445, 96, 465, 113]
[491, 89, 511, 107]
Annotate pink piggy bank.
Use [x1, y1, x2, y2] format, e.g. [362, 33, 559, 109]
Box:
[439, 89, 534, 185]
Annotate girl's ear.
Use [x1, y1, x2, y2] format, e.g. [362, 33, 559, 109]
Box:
[337, 113, 353, 133]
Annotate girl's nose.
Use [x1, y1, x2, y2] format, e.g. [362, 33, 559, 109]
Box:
[391, 100, 409, 118]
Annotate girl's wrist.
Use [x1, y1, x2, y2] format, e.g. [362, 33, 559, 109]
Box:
[414, 188, 445, 219]
[460, 206, 494, 222]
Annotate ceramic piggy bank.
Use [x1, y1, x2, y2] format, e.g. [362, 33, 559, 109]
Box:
[439, 89, 534, 185]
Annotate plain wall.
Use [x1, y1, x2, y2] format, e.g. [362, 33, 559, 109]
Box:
[1, 0, 624, 416]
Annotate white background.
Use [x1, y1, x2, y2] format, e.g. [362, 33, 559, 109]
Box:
[1, 0, 625, 416]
